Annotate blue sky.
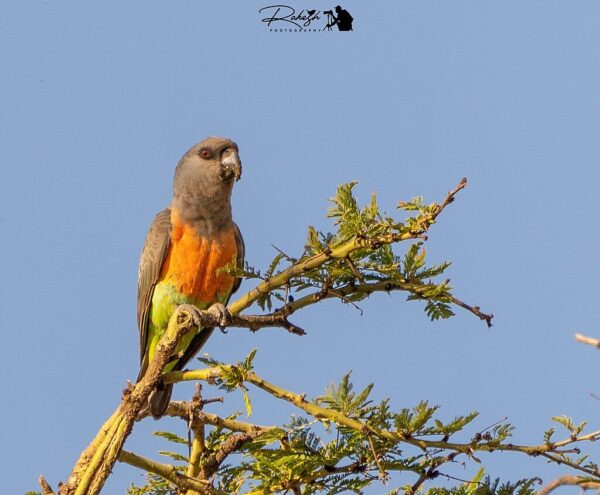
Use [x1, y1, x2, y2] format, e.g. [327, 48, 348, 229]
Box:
[2, 1, 600, 493]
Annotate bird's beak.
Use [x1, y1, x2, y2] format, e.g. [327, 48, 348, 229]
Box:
[220, 149, 242, 182]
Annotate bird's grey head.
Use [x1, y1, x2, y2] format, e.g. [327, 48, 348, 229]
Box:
[171, 137, 242, 227]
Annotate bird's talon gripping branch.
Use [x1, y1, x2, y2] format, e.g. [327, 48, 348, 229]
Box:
[207, 302, 231, 328]
[176, 304, 204, 329]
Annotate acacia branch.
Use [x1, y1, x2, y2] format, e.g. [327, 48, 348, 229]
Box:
[272, 279, 492, 328]
[118, 450, 225, 495]
[161, 401, 276, 435]
[59, 305, 206, 495]
[166, 366, 600, 478]
[222, 312, 306, 335]
[224, 178, 491, 335]
[228, 179, 469, 316]
[186, 384, 206, 488]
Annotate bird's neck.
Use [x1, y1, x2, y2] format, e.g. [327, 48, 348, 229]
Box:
[170, 194, 233, 236]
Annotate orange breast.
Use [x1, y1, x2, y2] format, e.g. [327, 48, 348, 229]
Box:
[159, 209, 238, 303]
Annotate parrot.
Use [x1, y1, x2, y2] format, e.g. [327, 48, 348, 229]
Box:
[136, 137, 244, 418]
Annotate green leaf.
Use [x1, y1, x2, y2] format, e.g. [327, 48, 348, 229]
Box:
[153, 431, 187, 445]
[158, 450, 188, 462]
[398, 196, 425, 211]
[265, 253, 285, 279]
[424, 300, 455, 321]
[242, 388, 253, 417]
[306, 225, 324, 254]
[551, 415, 575, 431]
[394, 401, 440, 435]
[327, 182, 359, 221]
[242, 348, 258, 371]
[466, 468, 486, 495]
[403, 243, 426, 278]
[543, 427, 555, 444]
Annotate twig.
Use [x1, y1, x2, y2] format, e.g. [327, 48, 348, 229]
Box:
[119, 450, 225, 495]
[199, 432, 262, 480]
[450, 297, 493, 328]
[227, 313, 306, 335]
[274, 280, 493, 328]
[408, 472, 428, 495]
[271, 244, 297, 262]
[576, 333, 600, 349]
[434, 178, 468, 218]
[186, 384, 206, 480]
[538, 474, 600, 495]
[38, 476, 56, 495]
[345, 255, 365, 283]
[139, 400, 277, 435]
[365, 431, 388, 483]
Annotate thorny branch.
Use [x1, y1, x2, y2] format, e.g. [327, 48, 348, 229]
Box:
[227, 179, 475, 317]
[167, 365, 600, 479]
[119, 358, 600, 494]
[271, 279, 493, 328]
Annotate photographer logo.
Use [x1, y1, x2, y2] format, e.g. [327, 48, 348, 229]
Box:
[259, 5, 354, 32]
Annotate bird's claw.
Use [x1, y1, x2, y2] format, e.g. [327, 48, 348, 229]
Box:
[177, 304, 203, 328]
[177, 303, 230, 329]
[207, 303, 230, 328]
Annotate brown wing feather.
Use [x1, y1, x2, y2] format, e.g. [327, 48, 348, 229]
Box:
[230, 222, 245, 298]
[137, 208, 172, 380]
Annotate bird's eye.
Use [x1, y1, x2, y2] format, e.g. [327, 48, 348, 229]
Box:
[199, 148, 212, 159]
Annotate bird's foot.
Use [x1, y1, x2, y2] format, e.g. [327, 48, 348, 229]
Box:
[177, 304, 204, 328]
[177, 303, 230, 329]
[207, 302, 231, 328]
